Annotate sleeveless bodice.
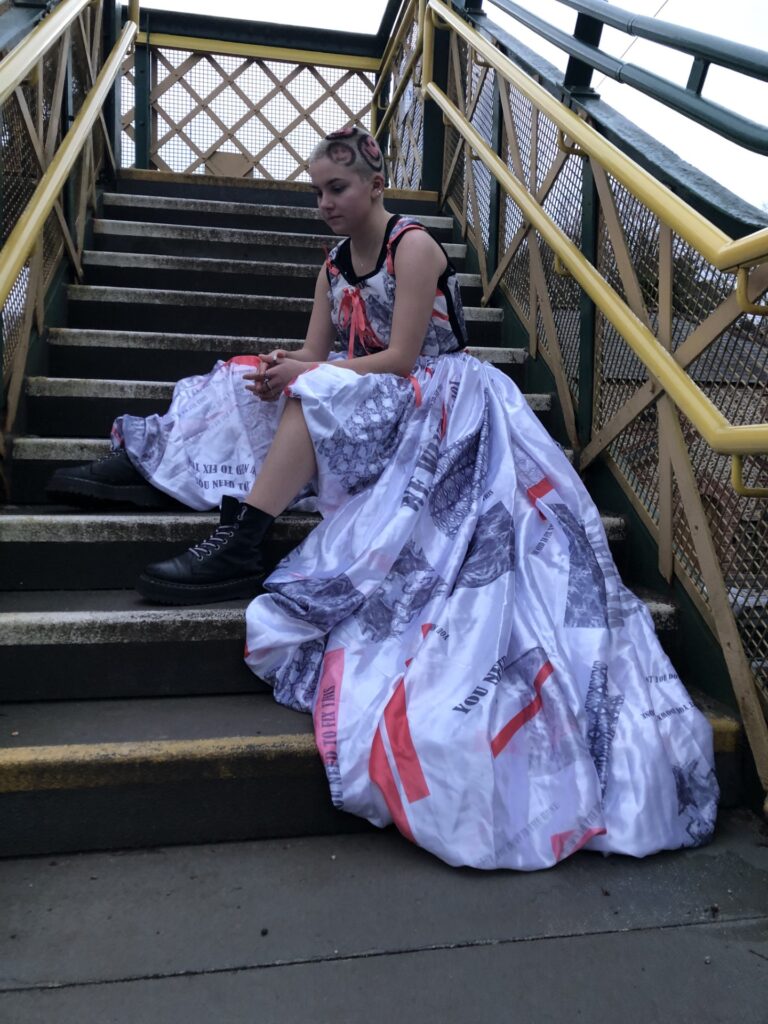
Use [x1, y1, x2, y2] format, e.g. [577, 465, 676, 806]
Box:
[325, 215, 468, 360]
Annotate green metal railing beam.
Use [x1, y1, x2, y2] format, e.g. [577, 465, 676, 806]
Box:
[488, 0, 768, 155]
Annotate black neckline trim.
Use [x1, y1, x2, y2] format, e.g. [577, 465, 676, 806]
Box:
[333, 214, 401, 285]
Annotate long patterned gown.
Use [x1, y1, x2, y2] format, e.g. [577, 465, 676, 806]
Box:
[117, 214, 719, 870]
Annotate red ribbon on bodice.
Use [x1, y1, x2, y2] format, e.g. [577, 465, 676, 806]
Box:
[338, 286, 384, 360]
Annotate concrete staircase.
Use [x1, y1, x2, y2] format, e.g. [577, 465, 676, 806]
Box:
[0, 171, 742, 857]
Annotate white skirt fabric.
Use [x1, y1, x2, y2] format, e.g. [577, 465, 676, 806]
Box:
[113, 356, 282, 511]
[117, 351, 719, 870]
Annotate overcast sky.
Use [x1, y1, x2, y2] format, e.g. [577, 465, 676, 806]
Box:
[137, 0, 768, 210]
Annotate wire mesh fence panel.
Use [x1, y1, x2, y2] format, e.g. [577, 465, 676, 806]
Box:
[501, 232, 530, 321]
[1, 1, 109, 445]
[386, 6, 424, 190]
[443, 37, 466, 213]
[120, 45, 374, 179]
[541, 154, 582, 400]
[471, 67, 495, 254]
[589, 175, 768, 708]
[121, 50, 136, 167]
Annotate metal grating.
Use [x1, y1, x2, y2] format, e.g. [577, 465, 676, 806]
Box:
[121, 46, 374, 178]
[541, 154, 582, 399]
[387, 9, 424, 190]
[2, 2, 109, 443]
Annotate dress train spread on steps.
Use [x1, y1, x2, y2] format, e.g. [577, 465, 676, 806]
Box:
[112, 214, 718, 869]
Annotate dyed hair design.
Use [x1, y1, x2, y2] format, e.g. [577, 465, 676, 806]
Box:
[310, 125, 386, 180]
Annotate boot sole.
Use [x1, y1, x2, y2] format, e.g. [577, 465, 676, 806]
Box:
[47, 476, 178, 510]
[136, 571, 266, 605]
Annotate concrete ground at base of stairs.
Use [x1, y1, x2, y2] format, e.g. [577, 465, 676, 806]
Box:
[0, 809, 767, 1024]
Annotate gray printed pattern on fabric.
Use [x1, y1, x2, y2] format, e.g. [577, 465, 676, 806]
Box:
[315, 377, 413, 494]
[673, 759, 718, 847]
[527, 688, 583, 777]
[112, 414, 172, 477]
[269, 574, 364, 633]
[496, 648, 583, 777]
[455, 501, 515, 590]
[269, 637, 326, 713]
[356, 540, 447, 642]
[510, 440, 546, 492]
[429, 408, 490, 537]
[584, 660, 624, 797]
[549, 503, 609, 628]
[327, 217, 464, 359]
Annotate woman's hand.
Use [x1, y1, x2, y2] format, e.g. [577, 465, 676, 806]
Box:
[244, 353, 308, 401]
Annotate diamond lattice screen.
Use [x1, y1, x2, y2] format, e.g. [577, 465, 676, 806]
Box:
[121, 47, 374, 179]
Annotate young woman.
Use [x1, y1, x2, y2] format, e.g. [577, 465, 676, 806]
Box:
[48, 127, 718, 869]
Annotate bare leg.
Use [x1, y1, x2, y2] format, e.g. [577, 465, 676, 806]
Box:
[244, 398, 316, 516]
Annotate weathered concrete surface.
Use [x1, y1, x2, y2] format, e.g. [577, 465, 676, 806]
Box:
[0, 811, 766, 1022]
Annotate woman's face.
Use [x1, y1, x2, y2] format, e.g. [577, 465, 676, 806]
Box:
[309, 156, 380, 235]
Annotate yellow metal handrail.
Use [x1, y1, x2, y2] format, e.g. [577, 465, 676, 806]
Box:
[134, 32, 379, 72]
[371, 0, 420, 136]
[409, 0, 768, 487]
[0, 2, 140, 312]
[0, 0, 92, 108]
[427, 0, 768, 275]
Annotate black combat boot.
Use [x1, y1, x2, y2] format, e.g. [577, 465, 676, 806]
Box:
[46, 449, 173, 508]
[136, 495, 275, 605]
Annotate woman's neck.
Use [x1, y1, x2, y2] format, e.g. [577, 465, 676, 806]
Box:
[348, 206, 394, 277]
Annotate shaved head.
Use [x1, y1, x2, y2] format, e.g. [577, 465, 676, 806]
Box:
[310, 125, 387, 182]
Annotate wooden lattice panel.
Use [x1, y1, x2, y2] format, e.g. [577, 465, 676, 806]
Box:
[122, 46, 375, 178]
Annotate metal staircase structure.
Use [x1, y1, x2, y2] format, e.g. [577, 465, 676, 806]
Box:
[0, 0, 765, 855]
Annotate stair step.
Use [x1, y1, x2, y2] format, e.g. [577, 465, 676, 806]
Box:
[48, 328, 304, 382]
[0, 580, 667, 702]
[0, 693, 350, 857]
[115, 168, 441, 216]
[1, 504, 572, 590]
[80, 250, 484, 302]
[0, 509, 316, 590]
[0, 688, 742, 857]
[93, 219, 468, 268]
[65, 285, 502, 343]
[102, 192, 455, 240]
[25, 373, 544, 438]
[0, 590, 260, 701]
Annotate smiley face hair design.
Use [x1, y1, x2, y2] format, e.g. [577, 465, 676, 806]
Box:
[313, 126, 386, 178]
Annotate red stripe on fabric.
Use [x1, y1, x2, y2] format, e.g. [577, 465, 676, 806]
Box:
[312, 648, 345, 767]
[384, 678, 430, 804]
[243, 642, 250, 658]
[409, 375, 422, 407]
[551, 825, 606, 862]
[421, 623, 434, 639]
[527, 478, 554, 503]
[369, 727, 415, 842]
[491, 661, 554, 758]
[432, 308, 450, 321]
[440, 403, 448, 439]
[226, 355, 263, 367]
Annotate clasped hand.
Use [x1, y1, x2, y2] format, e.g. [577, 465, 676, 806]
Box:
[244, 350, 303, 401]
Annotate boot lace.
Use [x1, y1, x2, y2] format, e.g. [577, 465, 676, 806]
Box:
[190, 523, 237, 560]
[99, 449, 124, 463]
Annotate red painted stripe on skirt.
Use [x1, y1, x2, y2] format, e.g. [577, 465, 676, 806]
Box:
[491, 660, 554, 758]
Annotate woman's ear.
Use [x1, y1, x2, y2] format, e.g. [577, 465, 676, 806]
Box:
[371, 173, 385, 198]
